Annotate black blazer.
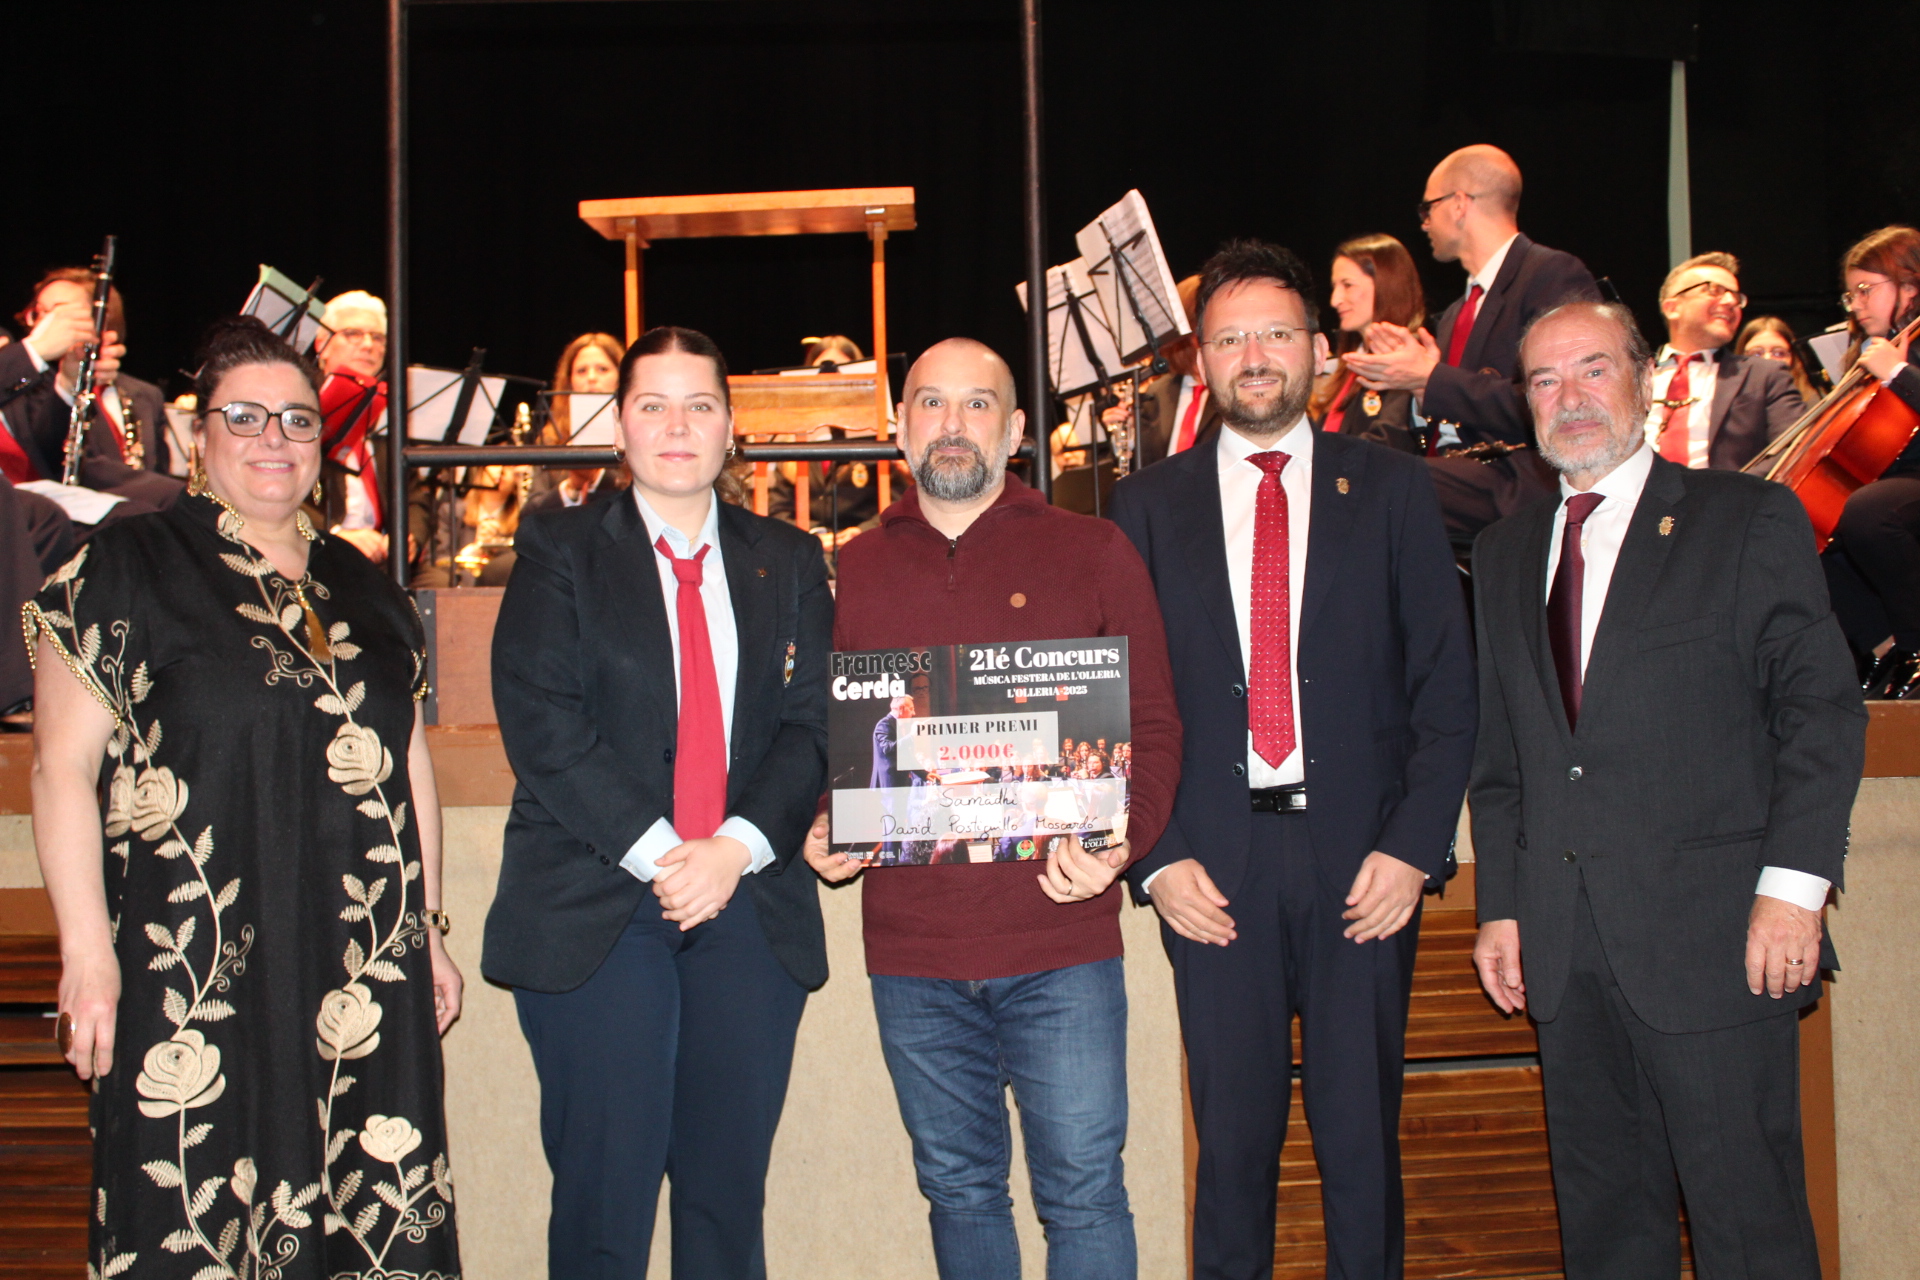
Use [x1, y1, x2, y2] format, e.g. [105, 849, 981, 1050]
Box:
[483, 494, 833, 993]
[1322, 384, 1423, 454]
[1423, 234, 1600, 447]
[1691, 349, 1804, 471]
[0, 346, 179, 499]
[1108, 429, 1477, 898]
[1470, 456, 1866, 1033]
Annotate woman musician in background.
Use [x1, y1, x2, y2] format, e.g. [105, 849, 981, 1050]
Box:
[1820, 225, 1920, 698]
[1735, 315, 1823, 407]
[1310, 234, 1428, 453]
[530, 331, 626, 512]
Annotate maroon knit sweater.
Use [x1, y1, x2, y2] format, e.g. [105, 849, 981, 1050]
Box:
[832, 475, 1182, 979]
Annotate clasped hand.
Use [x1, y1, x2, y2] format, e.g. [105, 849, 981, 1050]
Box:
[1149, 850, 1425, 947]
[1339, 322, 1440, 394]
[652, 836, 750, 931]
[799, 812, 1128, 903]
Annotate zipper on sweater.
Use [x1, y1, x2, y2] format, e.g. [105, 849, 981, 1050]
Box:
[946, 537, 958, 592]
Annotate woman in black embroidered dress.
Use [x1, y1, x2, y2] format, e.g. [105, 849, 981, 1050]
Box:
[27, 317, 463, 1280]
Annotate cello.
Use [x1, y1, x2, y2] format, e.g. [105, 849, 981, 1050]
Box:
[1742, 312, 1920, 551]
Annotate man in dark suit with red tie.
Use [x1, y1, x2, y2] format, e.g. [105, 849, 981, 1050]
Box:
[1344, 144, 1600, 550]
[1469, 301, 1864, 1278]
[1110, 241, 1477, 1280]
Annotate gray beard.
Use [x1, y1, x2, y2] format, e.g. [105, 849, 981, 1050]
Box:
[1218, 363, 1312, 439]
[914, 435, 1003, 501]
[1535, 405, 1645, 481]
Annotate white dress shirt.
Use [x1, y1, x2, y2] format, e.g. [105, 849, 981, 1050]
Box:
[1645, 346, 1720, 469]
[620, 490, 774, 882]
[1544, 444, 1829, 912]
[1219, 420, 1312, 787]
[1429, 231, 1522, 450]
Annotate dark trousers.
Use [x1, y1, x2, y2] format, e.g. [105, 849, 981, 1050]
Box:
[1427, 448, 1559, 554]
[1827, 475, 1920, 649]
[1534, 888, 1818, 1280]
[1167, 812, 1421, 1280]
[514, 888, 808, 1280]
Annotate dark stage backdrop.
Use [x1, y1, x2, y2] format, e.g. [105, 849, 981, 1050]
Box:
[6, 0, 1917, 402]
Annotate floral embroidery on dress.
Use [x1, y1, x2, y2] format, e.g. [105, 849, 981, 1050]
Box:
[25, 509, 455, 1280]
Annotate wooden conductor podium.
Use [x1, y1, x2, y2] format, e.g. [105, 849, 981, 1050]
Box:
[579, 187, 915, 516]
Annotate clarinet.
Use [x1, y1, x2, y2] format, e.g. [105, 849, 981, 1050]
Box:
[60, 235, 119, 485]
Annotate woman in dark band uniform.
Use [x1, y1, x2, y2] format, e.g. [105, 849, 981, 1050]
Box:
[1309, 233, 1429, 453]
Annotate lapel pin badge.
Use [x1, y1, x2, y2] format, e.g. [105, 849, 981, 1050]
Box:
[1361, 391, 1382, 417]
[1659, 516, 1675, 536]
[757, 566, 768, 577]
[1336, 477, 1350, 495]
[784, 641, 796, 685]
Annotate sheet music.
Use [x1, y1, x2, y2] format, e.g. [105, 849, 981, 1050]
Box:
[1075, 190, 1188, 363]
[240, 265, 329, 354]
[405, 367, 506, 445]
[1805, 328, 1852, 387]
[1016, 258, 1129, 398]
[548, 392, 618, 445]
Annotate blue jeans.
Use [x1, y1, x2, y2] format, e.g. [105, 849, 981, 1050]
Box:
[870, 957, 1135, 1280]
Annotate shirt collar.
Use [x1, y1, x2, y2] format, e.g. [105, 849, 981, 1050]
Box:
[1656, 343, 1720, 368]
[1469, 232, 1522, 295]
[1557, 440, 1654, 510]
[634, 488, 719, 558]
[1215, 413, 1313, 473]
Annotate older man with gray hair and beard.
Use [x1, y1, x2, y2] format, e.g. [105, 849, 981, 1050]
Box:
[802, 337, 1184, 1279]
[1469, 300, 1865, 1279]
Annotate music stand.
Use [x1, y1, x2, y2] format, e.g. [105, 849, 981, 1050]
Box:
[241, 265, 329, 354]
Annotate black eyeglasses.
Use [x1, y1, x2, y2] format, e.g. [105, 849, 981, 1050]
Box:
[1671, 280, 1748, 308]
[204, 401, 325, 442]
[1416, 191, 1478, 224]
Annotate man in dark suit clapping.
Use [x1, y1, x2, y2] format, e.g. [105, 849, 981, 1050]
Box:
[1344, 144, 1600, 549]
[1470, 300, 1866, 1278]
[1110, 241, 1477, 1280]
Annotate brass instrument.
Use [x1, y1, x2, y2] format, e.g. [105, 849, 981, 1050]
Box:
[61, 235, 118, 484]
[452, 403, 534, 579]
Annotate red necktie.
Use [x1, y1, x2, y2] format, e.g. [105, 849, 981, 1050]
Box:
[1247, 452, 1296, 767]
[0, 419, 38, 483]
[1445, 283, 1484, 368]
[1659, 355, 1695, 465]
[655, 535, 729, 839]
[1547, 492, 1604, 730]
[1172, 383, 1206, 455]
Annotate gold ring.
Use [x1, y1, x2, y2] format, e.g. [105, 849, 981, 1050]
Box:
[55, 1011, 74, 1054]
[1785, 959, 1806, 967]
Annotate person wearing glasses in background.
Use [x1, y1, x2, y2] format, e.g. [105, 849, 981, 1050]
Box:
[1646, 252, 1804, 472]
[27, 315, 463, 1280]
[1342, 144, 1600, 553]
[1735, 316, 1824, 408]
[313, 290, 432, 573]
[1821, 226, 1920, 698]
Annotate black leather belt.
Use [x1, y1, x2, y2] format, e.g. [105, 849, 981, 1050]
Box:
[1249, 784, 1308, 813]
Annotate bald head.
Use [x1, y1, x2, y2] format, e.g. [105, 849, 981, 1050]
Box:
[900, 337, 1026, 515]
[1431, 144, 1522, 217]
[905, 337, 1018, 409]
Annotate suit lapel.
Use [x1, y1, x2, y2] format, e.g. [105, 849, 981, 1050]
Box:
[1516, 496, 1572, 742]
[719, 504, 774, 752]
[1576, 456, 1688, 727]
[593, 494, 678, 728]
[1300, 432, 1367, 636]
[1461, 234, 1532, 371]
[1707, 349, 1744, 446]
[1170, 442, 1244, 676]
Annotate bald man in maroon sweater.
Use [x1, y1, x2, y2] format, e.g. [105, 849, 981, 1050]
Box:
[805, 339, 1181, 1279]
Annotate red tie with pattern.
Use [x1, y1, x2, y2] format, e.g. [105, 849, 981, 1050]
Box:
[1445, 283, 1484, 369]
[1547, 493, 1605, 730]
[1659, 355, 1695, 465]
[655, 535, 729, 839]
[1247, 452, 1297, 768]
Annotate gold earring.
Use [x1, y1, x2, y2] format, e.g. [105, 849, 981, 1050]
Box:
[187, 461, 208, 496]
[312, 479, 324, 505]
[725, 435, 738, 460]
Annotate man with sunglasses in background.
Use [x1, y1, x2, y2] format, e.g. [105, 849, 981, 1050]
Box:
[1647, 252, 1804, 471]
[1343, 144, 1600, 551]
